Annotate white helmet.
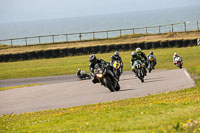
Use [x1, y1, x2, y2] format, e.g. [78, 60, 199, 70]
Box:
[174, 52, 178, 57]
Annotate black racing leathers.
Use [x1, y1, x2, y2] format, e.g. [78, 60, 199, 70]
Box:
[89, 58, 118, 83]
[89, 59, 106, 75]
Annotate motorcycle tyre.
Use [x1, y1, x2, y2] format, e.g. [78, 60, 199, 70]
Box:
[104, 77, 115, 92]
[115, 82, 120, 91]
[139, 69, 144, 83]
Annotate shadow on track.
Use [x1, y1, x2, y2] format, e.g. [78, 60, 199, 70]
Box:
[119, 88, 136, 92]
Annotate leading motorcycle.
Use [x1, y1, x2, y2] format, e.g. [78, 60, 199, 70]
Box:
[94, 63, 120, 92]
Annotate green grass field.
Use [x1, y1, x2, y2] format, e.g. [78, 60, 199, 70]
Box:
[0, 46, 200, 80]
[0, 46, 200, 132]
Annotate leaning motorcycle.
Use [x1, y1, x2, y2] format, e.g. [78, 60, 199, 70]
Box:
[174, 57, 183, 69]
[148, 55, 155, 73]
[133, 60, 145, 83]
[112, 60, 122, 79]
[94, 63, 120, 92]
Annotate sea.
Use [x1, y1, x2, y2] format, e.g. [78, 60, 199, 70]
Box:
[0, 5, 200, 45]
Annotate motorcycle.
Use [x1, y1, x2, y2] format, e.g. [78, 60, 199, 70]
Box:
[174, 57, 183, 69]
[77, 70, 91, 80]
[112, 60, 122, 79]
[94, 63, 120, 92]
[148, 55, 155, 73]
[133, 60, 145, 83]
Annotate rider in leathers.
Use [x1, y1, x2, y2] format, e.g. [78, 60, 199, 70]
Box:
[89, 54, 118, 84]
[136, 48, 147, 75]
[110, 51, 123, 73]
[130, 51, 144, 76]
[147, 51, 157, 69]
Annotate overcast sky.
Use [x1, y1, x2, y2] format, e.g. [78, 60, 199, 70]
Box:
[0, 0, 199, 22]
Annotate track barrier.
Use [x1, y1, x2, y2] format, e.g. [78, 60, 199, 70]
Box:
[0, 39, 198, 62]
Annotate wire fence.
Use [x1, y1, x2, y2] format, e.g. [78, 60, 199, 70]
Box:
[0, 20, 199, 46]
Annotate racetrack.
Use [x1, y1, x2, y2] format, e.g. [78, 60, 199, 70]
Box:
[0, 69, 195, 116]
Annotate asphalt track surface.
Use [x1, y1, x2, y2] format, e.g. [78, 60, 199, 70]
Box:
[0, 69, 195, 116]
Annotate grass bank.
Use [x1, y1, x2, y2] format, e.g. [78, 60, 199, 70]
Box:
[0, 46, 200, 80]
[0, 58, 200, 132]
[0, 31, 200, 55]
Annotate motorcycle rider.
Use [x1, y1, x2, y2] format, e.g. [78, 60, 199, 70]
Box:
[136, 48, 147, 75]
[110, 51, 123, 73]
[147, 51, 157, 69]
[89, 54, 118, 84]
[130, 51, 145, 76]
[76, 68, 87, 79]
[173, 52, 182, 65]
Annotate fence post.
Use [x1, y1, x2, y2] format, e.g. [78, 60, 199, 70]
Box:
[145, 27, 148, 34]
[79, 33, 82, 41]
[171, 24, 174, 32]
[66, 34, 68, 42]
[11, 39, 13, 47]
[120, 29, 122, 37]
[184, 22, 187, 32]
[38, 36, 41, 44]
[132, 28, 135, 34]
[25, 37, 27, 46]
[107, 31, 109, 39]
[93, 32, 95, 40]
[197, 21, 199, 31]
[158, 26, 161, 34]
[52, 35, 55, 43]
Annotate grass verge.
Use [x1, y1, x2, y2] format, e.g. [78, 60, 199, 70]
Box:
[0, 84, 44, 91]
[0, 46, 200, 80]
[0, 67, 199, 132]
[0, 46, 200, 132]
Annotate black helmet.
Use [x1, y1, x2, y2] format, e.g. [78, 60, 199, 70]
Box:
[114, 51, 119, 56]
[149, 51, 153, 55]
[131, 51, 137, 58]
[89, 54, 96, 63]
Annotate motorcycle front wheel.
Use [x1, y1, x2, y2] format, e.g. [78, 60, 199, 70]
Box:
[103, 77, 115, 92]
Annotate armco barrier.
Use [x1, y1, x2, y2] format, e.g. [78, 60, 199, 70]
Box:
[190, 39, 197, 46]
[160, 40, 168, 48]
[51, 49, 60, 58]
[76, 47, 84, 55]
[121, 44, 130, 51]
[129, 43, 138, 50]
[83, 47, 92, 54]
[175, 40, 183, 48]
[144, 42, 152, 50]
[115, 44, 123, 51]
[137, 42, 145, 49]
[107, 45, 115, 52]
[0, 39, 198, 62]
[91, 46, 100, 54]
[168, 40, 175, 48]
[99, 45, 107, 53]
[152, 41, 160, 49]
[68, 48, 76, 56]
[183, 39, 190, 47]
